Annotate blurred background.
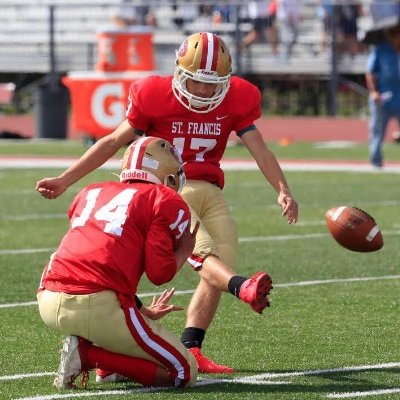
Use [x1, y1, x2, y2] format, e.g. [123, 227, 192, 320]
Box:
[0, 0, 399, 141]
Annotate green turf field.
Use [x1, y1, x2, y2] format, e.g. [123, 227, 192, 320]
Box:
[0, 141, 399, 399]
[1, 138, 400, 162]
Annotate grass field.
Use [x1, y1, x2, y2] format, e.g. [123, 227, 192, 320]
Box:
[1, 138, 400, 162]
[0, 140, 399, 400]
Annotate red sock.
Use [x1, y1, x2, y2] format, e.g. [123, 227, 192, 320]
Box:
[84, 343, 158, 386]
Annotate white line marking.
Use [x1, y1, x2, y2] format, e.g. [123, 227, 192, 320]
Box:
[326, 388, 400, 398]
[0, 214, 66, 221]
[244, 362, 400, 380]
[10, 363, 400, 400]
[276, 275, 400, 288]
[2, 276, 399, 309]
[1, 157, 400, 173]
[0, 233, 330, 255]
[296, 220, 326, 226]
[0, 301, 38, 309]
[239, 233, 328, 242]
[0, 372, 54, 381]
[7, 229, 397, 256]
[238, 229, 400, 243]
[0, 248, 54, 255]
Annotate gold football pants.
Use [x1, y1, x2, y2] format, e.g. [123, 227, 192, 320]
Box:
[181, 180, 238, 270]
[37, 289, 197, 386]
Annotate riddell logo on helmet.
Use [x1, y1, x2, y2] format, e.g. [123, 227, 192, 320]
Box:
[197, 70, 218, 77]
[122, 170, 148, 180]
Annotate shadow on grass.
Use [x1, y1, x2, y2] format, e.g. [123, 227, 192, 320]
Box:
[110, 367, 400, 398]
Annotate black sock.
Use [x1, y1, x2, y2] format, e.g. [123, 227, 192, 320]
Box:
[181, 327, 206, 349]
[228, 276, 247, 298]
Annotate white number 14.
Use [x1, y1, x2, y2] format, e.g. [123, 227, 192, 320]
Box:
[71, 188, 137, 236]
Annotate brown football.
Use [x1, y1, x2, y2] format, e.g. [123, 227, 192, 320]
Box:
[325, 206, 383, 252]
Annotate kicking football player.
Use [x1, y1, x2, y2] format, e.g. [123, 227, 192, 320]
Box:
[37, 137, 199, 389]
[36, 32, 298, 374]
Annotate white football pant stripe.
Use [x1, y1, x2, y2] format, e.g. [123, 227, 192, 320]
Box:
[128, 307, 186, 382]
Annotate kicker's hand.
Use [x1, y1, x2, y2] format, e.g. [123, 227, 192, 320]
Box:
[35, 177, 67, 199]
[278, 190, 298, 224]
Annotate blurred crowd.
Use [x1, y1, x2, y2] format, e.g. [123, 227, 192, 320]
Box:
[111, 1, 400, 60]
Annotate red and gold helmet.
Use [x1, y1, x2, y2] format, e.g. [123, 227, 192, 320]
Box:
[172, 32, 232, 113]
[120, 136, 186, 192]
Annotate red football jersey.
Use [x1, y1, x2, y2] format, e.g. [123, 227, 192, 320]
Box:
[39, 181, 191, 297]
[126, 75, 261, 188]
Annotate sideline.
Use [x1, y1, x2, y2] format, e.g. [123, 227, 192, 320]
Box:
[1, 156, 400, 173]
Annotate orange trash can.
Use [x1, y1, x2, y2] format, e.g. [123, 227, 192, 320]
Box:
[96, 27, 155, 72]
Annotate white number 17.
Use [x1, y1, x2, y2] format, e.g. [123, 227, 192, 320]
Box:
[173, 137, 217, 162]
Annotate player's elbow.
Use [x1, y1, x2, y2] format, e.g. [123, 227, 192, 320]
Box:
[146, 266, 177, 286]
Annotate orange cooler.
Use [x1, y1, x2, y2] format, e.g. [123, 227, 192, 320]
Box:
[96, 27, 154, 72]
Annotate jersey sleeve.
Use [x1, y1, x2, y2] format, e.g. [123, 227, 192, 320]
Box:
[234, 81, 262, 135]
[144, 188, 191, 286]
[125, 78, 152, 132]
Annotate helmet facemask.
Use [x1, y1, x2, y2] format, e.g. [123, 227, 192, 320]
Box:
[172, 32, 232, 113]
[172, 68, 230, 113]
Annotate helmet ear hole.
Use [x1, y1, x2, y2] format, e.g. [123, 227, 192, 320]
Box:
[166, 174, 176, 189]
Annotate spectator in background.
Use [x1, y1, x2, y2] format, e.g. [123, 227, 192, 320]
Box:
[112, 1, 156, 29]
[316, 0, 334, 54]
[171, 3, 199, 30]
[336, 1, 363, 56]
[369, 0, 400, 23]
[210, 2, 238, 24]
[241, 0, 279, 56]
[276, 0, 302, 60]
[212, 5, 229, 24]
[365, 24, 400, 167]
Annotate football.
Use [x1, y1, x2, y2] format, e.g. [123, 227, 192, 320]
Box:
[325, 206, 383, 252]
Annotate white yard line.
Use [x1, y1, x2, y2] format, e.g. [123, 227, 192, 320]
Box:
[1, 275, 400, 310]
[244, 362, 400, 380]
[0, 248, 54, 255]
[0, 372, 54, 381]
[2, 228, 399, 256]
[1, 157, 400, 173]
[326, 388, 400, 398]
[9, 363, 400, 400]
[1, 214, 66, 221]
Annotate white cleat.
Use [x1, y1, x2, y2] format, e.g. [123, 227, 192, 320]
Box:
[53, 335, 82, 390]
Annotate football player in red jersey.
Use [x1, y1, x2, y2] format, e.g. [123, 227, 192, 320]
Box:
[37, 137, 199, 389]
[36, 32, 298, 374]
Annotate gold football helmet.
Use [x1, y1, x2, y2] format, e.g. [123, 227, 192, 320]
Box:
[120, 136, 186, 192]
[172, 32, 232, 113]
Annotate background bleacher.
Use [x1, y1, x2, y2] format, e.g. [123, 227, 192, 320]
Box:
[0, 0, 375, 75]
[0, 1, 391, 117]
